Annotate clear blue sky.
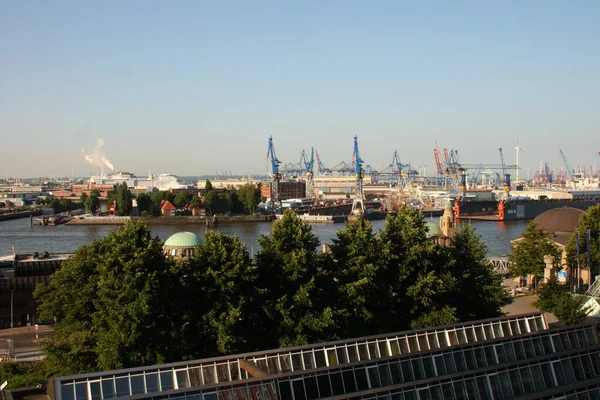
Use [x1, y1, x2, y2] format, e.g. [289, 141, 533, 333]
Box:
[1, 1, 599, 178]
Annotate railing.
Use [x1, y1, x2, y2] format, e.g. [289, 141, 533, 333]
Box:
[488, 257, 512, 275]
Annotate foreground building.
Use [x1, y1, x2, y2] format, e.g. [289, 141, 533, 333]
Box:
[50, 312, 600, 399]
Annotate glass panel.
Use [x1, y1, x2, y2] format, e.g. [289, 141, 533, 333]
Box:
[484, 345, 497, 365]
[541, 336, 554, 354]
[527, 318, 539, 332]
[569, 331, 580, 348]
[188, 366, 202, 392]
[510, 320, 520, 335]
[453, 380, 468, 399]
[390, 362, 402, 384]
[401, 360, 414, 382]
[292, 379, 306, 400]
[530, 365, 545, 390]
[367, 366, 381, 388]
[348, 345, 360, 362]
[518, 319, 529, 334]
[492, 322, 503, 338]
[398, 338, 410, 354]
[540, 362, 557, 387]
[535, 316, 546, 331]
[441, 383, 455, 399]
[355, 368, 369, 391]
[464, 377, 478, 399]
[474, 326, 485, 341]
[509, 369, 524, 396]
[101, 380, 115, 399]
[130, 375, 145, 395]
[389, 340, 400, 356]
[504, 342, 516, 362]
[358, 344, 369, 361]
[532, 337, 545, 356]
[443, 353, 456, 374]
[422, 357, 436, 377]
[146, 373, 159, 392]
[267, 356, 279, 374]
[314, 350, 326, 368]
[578, 328, 592, 346]
[500, 321, 511, 336]
[305, 376, 319, 399]
[342, 370, 357, 393]
[520, 366, 536, 393]
[89, 381, 102, 400]
[160, 371, 174, 390]
[279, 381, 292, 400]
[552, 360, 568, 386]
[75, 383, 87, 400]
[494, 344, 506, 364]
[463, 349, 477, 370]
[176, 370, 190, 389]
[379, 364, 393, 386]
[483, 324, 494, 340]
[317, 374, 332, 397]
[411, 359, 425, 380]
[523, 340, 536, 358]
[216, 364, 229, 382]
[417, 334, 429, 351]
[474, 347, 487, 368]
[433, 355, 446, 376]
[379, 341, 390, 358]
[293, 353, 304, 370]
[368, 342, 380, 358]
[327, 349, 338, 366]
[303, 351, 315, 369]
[498, 371, 513, 398]
[457, 329, 468, 345]
[61, 384, 75, 400]
[408, 336, 419, 352]
[427, 333, 438, 349]
[330, 372, 345, 395]
[437, 332, 448, 348]
[336, 347, 348, 364]
[580, 355, 595, 379]
[476, 376, 490, 399]
[115, 377, 130, 398]
[590, 351, 600, 374]
[203, 366, 216, 384]
[453, 351, 467, 372]
[447, 331, 459, 346]
[465, 327, 476, 343]
[513, 340, 526, 359]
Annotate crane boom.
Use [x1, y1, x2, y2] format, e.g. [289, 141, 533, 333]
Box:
[499, 148, 506, 184]
[559, 149, 575, 179]
[266, 136, 281, 205]
[351, 135, 365, 216]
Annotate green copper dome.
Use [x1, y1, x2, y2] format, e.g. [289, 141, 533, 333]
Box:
[164, 232, 202, 247]
[425, 222, 443, 237]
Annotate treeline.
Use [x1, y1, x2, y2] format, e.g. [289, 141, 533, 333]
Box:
[34, 207, 510, 376]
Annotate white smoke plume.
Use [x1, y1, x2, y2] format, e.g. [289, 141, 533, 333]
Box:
[84, 138, 115, 172]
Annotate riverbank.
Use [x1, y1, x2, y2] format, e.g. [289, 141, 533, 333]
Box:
[66, 215, 275, 225]
[0, 209, 43, 222]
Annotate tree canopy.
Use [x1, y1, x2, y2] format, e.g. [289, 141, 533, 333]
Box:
[566, 204, 600, 275]
[115, 182, 132, 216]
[508, 222, 561, 279]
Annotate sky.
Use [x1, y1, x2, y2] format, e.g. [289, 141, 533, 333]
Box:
[1, 1, 599, 179]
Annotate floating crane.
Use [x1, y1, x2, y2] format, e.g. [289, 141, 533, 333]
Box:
[266, 136, 281, 207]
[351, 135, 365, 216]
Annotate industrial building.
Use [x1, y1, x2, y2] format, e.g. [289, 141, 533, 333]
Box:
[50, 312, 600, 399]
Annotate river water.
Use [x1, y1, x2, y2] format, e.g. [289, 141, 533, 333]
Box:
[0, 216, 528, 258]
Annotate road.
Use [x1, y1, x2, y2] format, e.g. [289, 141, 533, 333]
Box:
[0, 325, 53, 361]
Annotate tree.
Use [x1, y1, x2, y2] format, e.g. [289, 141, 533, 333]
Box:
[190, 195, 202, 210]
[205, 180, 214, 193]
[135, 193, 153, 215]
[534, 276, 590, 325]
[79, 192, 88, 205]
[444, 225, 512, 321]
[84, 190, 100, 214]
[35, 221, 181, 374]
[115, 182, 132, 216]
[508, 222, 561, 285]
[566, 204, 600, 275]
[173, 191, 193, 209]
[238, 183, 261, 214]
[255, 209, 338, 348]
[183, 231, 261, 356]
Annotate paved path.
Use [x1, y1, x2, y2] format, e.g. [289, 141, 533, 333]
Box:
[502, 294, 559, 325]
[0, 325, 53, 360]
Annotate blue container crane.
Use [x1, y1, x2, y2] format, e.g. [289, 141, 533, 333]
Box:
[266, 136, 281, 206]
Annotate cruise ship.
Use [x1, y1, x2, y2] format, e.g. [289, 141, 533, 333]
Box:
[89, 171, 190, 191]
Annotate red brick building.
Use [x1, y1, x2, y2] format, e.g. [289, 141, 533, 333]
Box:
[260, 180, 306, 200]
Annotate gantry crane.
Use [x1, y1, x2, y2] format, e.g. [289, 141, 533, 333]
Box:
[266, 136, 281, 207]
[303, 147, 315, 198]
[351, 135, 365, 216]
[559, 149, 575, 180]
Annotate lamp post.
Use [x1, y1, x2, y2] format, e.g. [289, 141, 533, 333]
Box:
[10, 289, 14, 338]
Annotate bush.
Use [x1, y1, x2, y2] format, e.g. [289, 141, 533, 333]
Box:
[0, 361, 51, 389]
[534, 276, 590, 325]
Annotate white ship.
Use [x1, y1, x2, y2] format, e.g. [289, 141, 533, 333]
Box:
[89, 171, 189, 191]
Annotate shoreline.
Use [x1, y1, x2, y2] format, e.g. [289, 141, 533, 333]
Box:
[66, 215, 275, 225]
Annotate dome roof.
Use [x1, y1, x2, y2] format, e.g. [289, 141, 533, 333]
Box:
[164, 232, 202, 248]
[425, 221, 443, 237]
[532, 207, 583, 234]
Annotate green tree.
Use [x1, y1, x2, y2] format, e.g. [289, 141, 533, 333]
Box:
[445, 225, 512, 321]
[205, 179, 214, 193]
[534, 276, 590, 325]
[255, 209, 338, 348]
[35, 221, 181, 374]
[136, 193, 153, 215]
[190, 195, 202, 210]
[238, 183, 261, 214]
[173, 191, 193, 208]
[508, 222, 561, 285]
[184, 231, 261, 356]
[566, 204, 600, 275]
[79, 192, 88, 205]
[115, 182, 132, 216]
[84, 190, 100, 214]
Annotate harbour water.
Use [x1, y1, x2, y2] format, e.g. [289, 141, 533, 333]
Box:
[0, 216, 528, 258]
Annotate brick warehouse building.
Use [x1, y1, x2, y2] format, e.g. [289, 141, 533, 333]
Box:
[260, 180, 306, 201]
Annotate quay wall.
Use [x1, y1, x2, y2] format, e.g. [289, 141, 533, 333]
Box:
[0, 210, 43, 222]
[66, 215, 275, 225]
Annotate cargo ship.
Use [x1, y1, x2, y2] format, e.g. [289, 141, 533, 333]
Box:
[454, 190, 600, 221]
